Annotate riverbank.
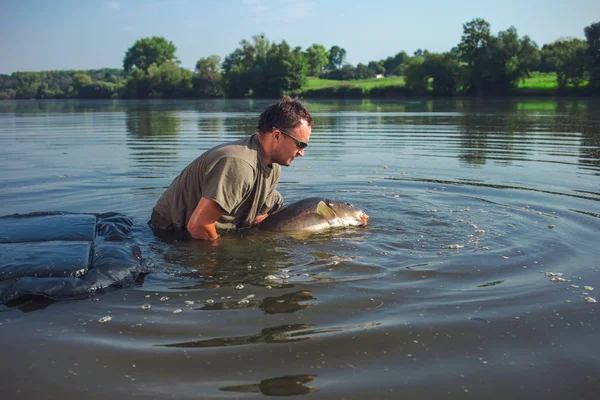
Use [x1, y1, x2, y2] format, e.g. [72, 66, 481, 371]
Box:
[296, 72, 593, 98]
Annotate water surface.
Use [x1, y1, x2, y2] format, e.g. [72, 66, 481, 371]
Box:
[0, 98, 599, 399]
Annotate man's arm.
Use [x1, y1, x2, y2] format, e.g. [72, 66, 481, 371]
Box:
[254, 190, 284, 226]
[187, 197, 224, 240]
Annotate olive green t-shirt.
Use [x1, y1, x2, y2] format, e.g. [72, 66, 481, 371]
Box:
[152, 134, 281, 231]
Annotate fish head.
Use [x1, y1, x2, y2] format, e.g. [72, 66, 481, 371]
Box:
[319, 200, 369, 227]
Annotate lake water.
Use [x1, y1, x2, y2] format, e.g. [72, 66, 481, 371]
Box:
[0, 98, 599, 399]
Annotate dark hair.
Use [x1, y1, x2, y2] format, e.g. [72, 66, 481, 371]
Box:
[256, 96, 314, 133]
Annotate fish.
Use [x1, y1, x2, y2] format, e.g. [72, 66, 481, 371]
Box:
[258, 197, 369, 233]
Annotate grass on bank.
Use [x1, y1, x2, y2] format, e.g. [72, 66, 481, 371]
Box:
[304, 76, 405, 90]
[517, 71, 558, 89]
[299, 72, 588, 97]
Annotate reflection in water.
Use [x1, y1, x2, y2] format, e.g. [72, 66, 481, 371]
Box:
[457, 115, 490, 166]
[3, 273, 148, 313]
[220, 117, 256, 137]
[153, 233, 297, 290]
[198, 290, 314, 314]
[156, 322, 381, 348]
[4, 295, 55, 312]
[126, 110, 181, 138]
[579, 103, 600, 169]
[197, 116, 224, 138]
[0, 99, 127, 114]
[477, 280, 504, 288]
[311, 98, 596, 167]
[384, 176, 599, 202]
[156, 323, 314, 348]
[220, 374, 318, 396]
[456, 101, 534, 167]
[126, 110, 182, 170]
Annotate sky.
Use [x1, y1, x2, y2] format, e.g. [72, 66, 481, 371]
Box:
[1, 0, 599, 74]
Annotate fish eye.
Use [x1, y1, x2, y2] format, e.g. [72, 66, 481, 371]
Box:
[346, 202, 352, 207]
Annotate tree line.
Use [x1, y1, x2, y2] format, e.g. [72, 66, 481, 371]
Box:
[1, 18, 599, 100]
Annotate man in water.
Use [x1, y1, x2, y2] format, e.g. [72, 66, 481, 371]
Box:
[150, 96, 313, 241]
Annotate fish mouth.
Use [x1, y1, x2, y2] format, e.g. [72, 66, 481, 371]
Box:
[359, 212, 369, 226]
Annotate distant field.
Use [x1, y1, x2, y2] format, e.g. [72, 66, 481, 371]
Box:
[517, 72, 558, 89]
[304, 76, 405, 90]
[301, 73, 567, 96]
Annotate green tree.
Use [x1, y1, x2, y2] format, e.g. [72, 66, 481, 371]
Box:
[488, 27, 540, 93]
[304, 44, 329, 76]
[1, 69, 128, 100]
[193, 55, 224, 97]
[458, 19, 540, 94]
[123, 68, 150, 98]
[222, 34, 271, 97]
[222, 35, 307, 98]
[0, 74, 16, 99]
[328, 46, 347, 70]
[355, 63, 375, 79]
[368, 61, 385, 75]
[13, 72, 43, 99]
[146, 61, 193, 98]
[71, 72, 122, 98]
[457, 18, 493, 94]
[403, 53, 460, 95]
[288, 46, 308, 92]
[123, 37, 178, 72]
[0, 89, 15, 99]
[585, 21, 600, 91]
[413, 49, 426, 58]
[542, 38, 588, 89]
[458, 18, 492, 64]
[383, 51, 408, 75]
[84, 82, 119, 99]
[72, 73, 92, 97]
[36, 82, 55, 99]
[424, 53, 461, 95]
[403, 57, 427, 93]
[320, 64, 356, 80]
[73, 73, 92, 88]
[222, 48, 249, 97]
[255, 42, 307, 97]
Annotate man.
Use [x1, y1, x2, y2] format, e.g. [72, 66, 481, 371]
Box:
[150, 96, 313, 241]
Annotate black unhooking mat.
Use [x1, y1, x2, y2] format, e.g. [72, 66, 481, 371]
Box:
[0, 212, 144, 304]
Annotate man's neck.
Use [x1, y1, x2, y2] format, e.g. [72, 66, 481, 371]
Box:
[256, 133, 273, 167]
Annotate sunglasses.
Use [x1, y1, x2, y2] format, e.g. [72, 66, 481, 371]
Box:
[273, 126, 308, 149]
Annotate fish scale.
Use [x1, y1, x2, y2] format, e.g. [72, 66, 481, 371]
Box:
[258, 197, 369, 232]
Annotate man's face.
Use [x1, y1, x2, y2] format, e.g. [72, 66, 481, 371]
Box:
[274, 120, 312, 166]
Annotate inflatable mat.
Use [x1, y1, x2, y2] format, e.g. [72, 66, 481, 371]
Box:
[0, 212, 144, 304]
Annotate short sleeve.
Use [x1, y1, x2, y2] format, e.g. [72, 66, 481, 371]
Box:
[202, 157, 254, 214]
[260, 190, 284, 215]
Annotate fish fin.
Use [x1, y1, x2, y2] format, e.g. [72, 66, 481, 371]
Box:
[289, 231, 314, 240]
[220, 384, 261, 393]
[316, 201, 337, 222]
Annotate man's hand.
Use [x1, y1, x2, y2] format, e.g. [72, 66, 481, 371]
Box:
[187, 197, 223, 240]
[253, 213, 269, 226]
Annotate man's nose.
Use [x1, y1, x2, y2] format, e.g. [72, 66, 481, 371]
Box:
[297, 147, 305, 157]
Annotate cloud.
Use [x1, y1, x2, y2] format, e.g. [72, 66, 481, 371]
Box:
[105, 2, 121, 11]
